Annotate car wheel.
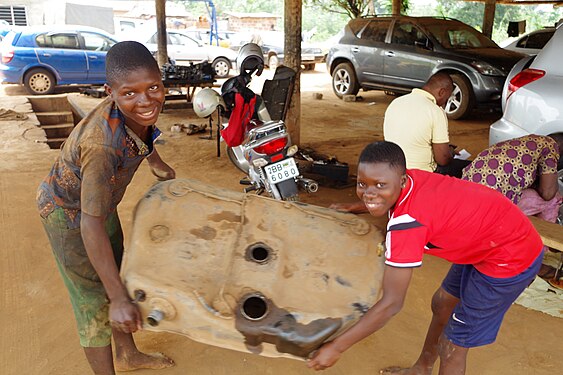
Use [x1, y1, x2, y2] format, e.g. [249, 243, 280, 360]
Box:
[332, 63, 359, 98]
[304, 63, 315, 71]
[212, 57, 230, 78]
[268, 54, 279, 70]
[24, 68, 55, 95]
[445, 74, 473, 120]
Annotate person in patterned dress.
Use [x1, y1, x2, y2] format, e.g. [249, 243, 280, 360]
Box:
[37, 41, 176, 374]
[462, 134, 562, 223]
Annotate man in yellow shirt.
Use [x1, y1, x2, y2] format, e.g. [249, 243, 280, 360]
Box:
[384, 72, 468, 177]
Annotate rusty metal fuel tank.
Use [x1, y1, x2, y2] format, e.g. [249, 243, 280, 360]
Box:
[121, 178, 385, 360]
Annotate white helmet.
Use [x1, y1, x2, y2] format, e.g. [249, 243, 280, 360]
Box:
[193, 88, 225, 118]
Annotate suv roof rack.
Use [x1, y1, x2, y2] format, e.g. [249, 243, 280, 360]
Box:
[360, 14, 393, 18]
[359, 14, 459, 21]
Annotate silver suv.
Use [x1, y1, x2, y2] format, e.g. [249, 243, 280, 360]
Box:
[326, 16, 524, 119]
[489, 25, 563, 194]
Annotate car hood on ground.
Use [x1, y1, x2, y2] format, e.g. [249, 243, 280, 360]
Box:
[449, 48, 526, 75]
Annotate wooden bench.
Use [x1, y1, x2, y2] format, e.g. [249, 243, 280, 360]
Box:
[528, 216, 563, 252]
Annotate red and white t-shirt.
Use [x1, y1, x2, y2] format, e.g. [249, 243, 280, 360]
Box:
[385, 169, 543, 278]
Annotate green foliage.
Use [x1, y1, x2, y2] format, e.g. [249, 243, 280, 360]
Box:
[176, 0, 560, 44]
[308, 0, 368, 19]
[303, 4, 349, 41]
[375, 0, 410, 15]
[308, 0, 410, 19]
[432, 0, 563, 43]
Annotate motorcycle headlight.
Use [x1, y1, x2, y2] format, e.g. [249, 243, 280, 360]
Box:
[470, 61, 504, 76]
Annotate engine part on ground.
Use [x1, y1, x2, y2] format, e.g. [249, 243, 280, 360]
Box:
[311, 161, 350, 183]
[161, 61, 215, 83]
[121, 178, 385, 360]
[296, 147, 350, 184]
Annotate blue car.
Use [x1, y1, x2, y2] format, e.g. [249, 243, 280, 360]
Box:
[0, 25, 118, 95]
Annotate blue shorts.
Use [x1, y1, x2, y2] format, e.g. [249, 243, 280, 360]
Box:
[441, 251, 542, 348]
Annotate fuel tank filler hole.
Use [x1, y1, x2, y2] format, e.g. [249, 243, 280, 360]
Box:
[241, 294, 269, 321]
[246, 243, 272, 264]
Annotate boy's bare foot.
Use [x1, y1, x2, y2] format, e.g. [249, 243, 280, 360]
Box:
[115, 351, 175, 372]
[380, 366, 430, 375]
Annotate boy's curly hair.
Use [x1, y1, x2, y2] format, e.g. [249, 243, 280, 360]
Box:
[105, 41, 160, 86]
[359, 141, 406, 173]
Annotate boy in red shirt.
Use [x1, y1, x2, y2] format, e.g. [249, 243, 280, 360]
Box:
[308, 141, 543, 374]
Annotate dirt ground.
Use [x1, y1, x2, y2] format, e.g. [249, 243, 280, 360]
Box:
[1, 66, 562, 375]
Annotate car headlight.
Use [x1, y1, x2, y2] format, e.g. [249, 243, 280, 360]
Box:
[470, 61, 505, 76]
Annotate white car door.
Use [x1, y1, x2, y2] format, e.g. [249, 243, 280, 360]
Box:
[168, 32, 208, 65]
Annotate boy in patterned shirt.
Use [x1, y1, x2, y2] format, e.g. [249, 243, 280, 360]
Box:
[37, 41, 175, 374]
[308, 141, 543, 374]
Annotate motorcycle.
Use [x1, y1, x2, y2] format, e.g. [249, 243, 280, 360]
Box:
[193, 43, 318, 201]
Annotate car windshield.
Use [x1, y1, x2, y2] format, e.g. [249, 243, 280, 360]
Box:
[422, 20, 498, 49]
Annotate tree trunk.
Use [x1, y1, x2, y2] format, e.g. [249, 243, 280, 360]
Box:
[392, 0, 402, 16]
[155, 0, 168, 67]
[284, 0, 302, 145]
[482, 0, 496, 39]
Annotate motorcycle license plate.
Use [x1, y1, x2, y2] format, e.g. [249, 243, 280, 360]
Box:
[264, 158, 299, 184]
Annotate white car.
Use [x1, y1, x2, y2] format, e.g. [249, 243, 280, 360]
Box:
[502, 27, 555, 56]
[121, 27, 237, 78]
[489, 24, 563, 193]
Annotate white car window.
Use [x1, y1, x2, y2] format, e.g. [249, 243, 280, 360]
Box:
[82, 32, 115, 52]
[169, 33, 198, 47]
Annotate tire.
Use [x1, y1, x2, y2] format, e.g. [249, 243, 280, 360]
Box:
[304, 63, 315, 71]
[445, 74, 473, 120]
[24, 68, 55, 95]
[268, 54, 279, 70]
[332, 63, 359, 98]
[212, 57, 230, 78]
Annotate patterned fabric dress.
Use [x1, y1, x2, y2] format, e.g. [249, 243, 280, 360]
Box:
[461, 135, 559, 204]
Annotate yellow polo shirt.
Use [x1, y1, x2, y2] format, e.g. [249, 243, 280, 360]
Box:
[383, 88, 449, 172]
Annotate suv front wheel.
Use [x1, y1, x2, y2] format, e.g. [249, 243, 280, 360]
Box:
[444, 74, 473, 120]
[332, 63, 359, 98]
